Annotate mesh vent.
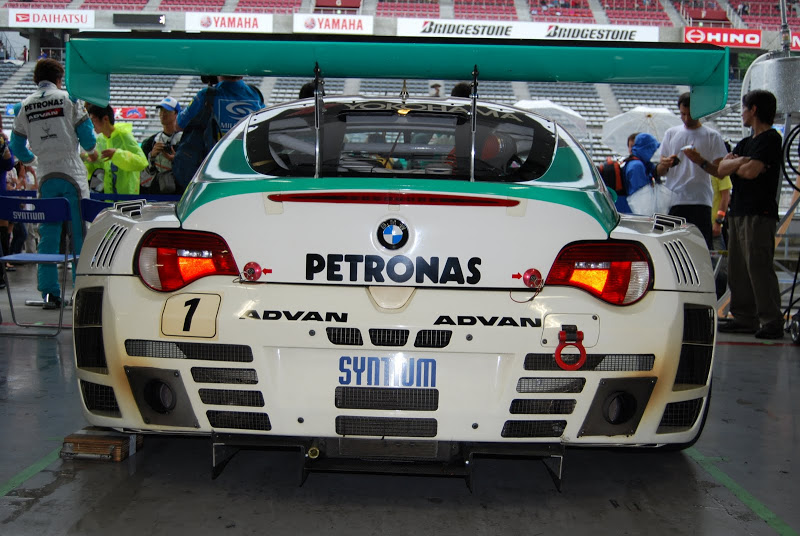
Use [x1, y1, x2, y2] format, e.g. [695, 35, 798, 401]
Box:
[369, 329, 409, 347]
[664, 239, 700, 286]
[414, 330, 452, 348]
[74, 287, 103, 326]
[524, 354, 655, 371]
[125, 340, 253, 362]
[191, 367, 258, 384]
[75, 327, 107, 370]
[657, 398, 704, 432]
[674, 345, 713, 387]
[509, 399, 576, 414]
[501, 420, 566, 438]
[517, 377, 585, 393]
[335, 387, 439, 411]
[80, 380, 121, 417]
[327, 327, 363, 346]
[207, 410, 271, 430]
[199, 389, 265, 407]
[683, 304, 715, 345]
[335, 416, 437, 437]
[90, 224, 127, 268]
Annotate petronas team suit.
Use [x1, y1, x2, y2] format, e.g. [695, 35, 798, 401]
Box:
[10, 80, 97, 301]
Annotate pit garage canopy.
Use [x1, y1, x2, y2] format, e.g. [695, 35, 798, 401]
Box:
[65, 33, 729, 119]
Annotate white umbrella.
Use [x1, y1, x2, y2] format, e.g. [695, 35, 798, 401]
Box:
[514, 99, 588, 139]
[602, 106, 682, 156]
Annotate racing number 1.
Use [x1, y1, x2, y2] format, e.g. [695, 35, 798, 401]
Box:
[183, 298, 201, 331]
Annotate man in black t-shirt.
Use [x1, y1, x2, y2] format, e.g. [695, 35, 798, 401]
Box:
[717, 90, 784, 339]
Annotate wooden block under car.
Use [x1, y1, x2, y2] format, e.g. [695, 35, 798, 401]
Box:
[61, 427, 144, 462]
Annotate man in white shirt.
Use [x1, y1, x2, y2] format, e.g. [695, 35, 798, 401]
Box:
[656, 92, 728, 250]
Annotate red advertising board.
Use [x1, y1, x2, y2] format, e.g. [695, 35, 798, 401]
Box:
[683, 27, 762, 48]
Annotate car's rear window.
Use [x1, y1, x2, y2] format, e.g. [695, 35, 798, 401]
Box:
[244, 101, 565, 183]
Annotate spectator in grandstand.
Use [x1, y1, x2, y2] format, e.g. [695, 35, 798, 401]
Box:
[451, 82, 472, 98]
[656, 91, 728, 250]
[9, 58, 98, 309]
[86, 104, 148, 195]
[178, 76, 265, 135]
[141, 96, 183, 195]
[430, 83, 441, 97]
[299, 82, 316, 99]
[717, 90, 784, 339]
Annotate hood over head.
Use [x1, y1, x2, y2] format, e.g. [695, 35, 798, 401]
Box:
[631, 132, 659, 162]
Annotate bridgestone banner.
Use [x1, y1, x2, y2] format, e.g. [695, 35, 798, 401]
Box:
[396, 19, 659, 42]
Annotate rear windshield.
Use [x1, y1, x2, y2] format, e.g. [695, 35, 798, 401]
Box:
[244, 101, 561, 183]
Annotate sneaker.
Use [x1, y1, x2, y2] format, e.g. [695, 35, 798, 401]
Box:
[754, 325, 784, 340]
[718, 321, 757, 334]
[42, 294, 62, 310]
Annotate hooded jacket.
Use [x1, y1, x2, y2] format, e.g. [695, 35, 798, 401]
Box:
[615, 132, 659, 214]
[85, 122, 147, 195]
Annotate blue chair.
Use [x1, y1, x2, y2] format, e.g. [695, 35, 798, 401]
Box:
[80, 197, 111, 223]
[0, 195, 76, 337]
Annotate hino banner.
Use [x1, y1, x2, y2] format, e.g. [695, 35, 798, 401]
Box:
[683, 27, 762, 48]
[9, 9, 95, 29]
[396, 19, 659, 42]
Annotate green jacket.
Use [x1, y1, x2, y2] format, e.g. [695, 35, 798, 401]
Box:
[86, 122, 147, 195]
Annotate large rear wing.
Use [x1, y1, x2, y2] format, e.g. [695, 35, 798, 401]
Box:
[65, 33, 729, 118]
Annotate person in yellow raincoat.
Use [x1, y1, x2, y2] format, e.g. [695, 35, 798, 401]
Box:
[86, 104, 147, 195]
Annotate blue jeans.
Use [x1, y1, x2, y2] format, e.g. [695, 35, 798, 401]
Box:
[38, 179, 84, 299]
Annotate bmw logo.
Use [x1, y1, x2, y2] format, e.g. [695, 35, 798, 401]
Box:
[377, 218, 409, 250]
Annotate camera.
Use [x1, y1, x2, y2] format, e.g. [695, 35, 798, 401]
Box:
[671, 156, 680, 167]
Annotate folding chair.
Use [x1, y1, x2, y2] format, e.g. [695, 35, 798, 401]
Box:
[0, 195, 76, 337]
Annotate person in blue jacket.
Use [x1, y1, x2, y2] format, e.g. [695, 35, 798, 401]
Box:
[177, 76, 264, 135]
[614, 132, 660, 214]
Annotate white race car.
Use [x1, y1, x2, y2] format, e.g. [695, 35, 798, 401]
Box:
[69, 34, 726, 482]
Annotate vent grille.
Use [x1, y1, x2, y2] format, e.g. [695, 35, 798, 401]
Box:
[517, 377, 586, 393]
[524, 354, 655, 371]
[664, 239, 700, 286]
[90, 223, 128, 268]
[509, 399, 576, 414]
[199, 389, 265, 407]
[414, 329, 452, 348]
[335, 416, 437, 437]
[207, 410, 271, 430]
[75, 327, 107, 371]
[327, 327, 363, 346]
[683, 304, 715, 345]
[125, 340, 253, 362]
[74, 287, 103, 326]
[674, 344, 713, 386]
[369, 329, 409, 347]
[335, 387, 439, 411]
[191, 367, 258, 384]
[501, 420, 566, 438]
[657, 398, 704, 432]
[80, 380, 120, 417]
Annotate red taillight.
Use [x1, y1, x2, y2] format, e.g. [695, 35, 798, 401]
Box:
[546, 242, 652, 305]
[136, 230, 239, 292]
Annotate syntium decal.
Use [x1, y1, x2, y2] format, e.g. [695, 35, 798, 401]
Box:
[306, 253, 481, 285]
[339, 356, 436, 387]
[240, 310, 348, 322]
[434, 315, 542, 327]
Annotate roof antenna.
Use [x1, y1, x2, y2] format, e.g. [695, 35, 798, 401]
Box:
[313, 62, 324, 179]
[400, 79, 409, 104]
[470, 65, 479, 182]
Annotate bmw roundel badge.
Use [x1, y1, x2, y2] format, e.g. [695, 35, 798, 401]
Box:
[377, 218, 409, 250]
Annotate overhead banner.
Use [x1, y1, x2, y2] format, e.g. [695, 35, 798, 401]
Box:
[683, 26, 762, 48]
[396, 19, 659, 42]
[293, 14, 374, 35]
[9, 9, 95, 29]
[185, 12, 273, 33]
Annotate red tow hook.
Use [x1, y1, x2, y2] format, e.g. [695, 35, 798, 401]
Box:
[554, 324, 587, 371]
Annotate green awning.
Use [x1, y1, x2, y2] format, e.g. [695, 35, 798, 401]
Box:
[65, 33, 728, 117]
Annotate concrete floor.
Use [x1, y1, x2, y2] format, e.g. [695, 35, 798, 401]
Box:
[1, 264, 798, 536]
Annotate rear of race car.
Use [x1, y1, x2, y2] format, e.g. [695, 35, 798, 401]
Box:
[73, 98, 716, 465]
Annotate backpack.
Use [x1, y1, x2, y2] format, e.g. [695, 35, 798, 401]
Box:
[598, 156, 638, 196]
[173, 87, 219, 188]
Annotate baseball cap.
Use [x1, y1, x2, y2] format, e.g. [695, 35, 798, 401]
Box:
[156, 96, 181, 113]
